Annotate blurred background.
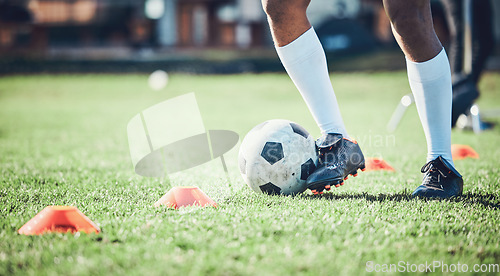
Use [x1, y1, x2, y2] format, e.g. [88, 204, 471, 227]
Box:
[1, 0, 499, 74]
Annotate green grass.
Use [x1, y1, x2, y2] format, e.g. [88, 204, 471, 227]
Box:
[1, 72, 499, 275]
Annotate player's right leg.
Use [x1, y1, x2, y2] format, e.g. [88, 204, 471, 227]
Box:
[262, 0, 365, 194]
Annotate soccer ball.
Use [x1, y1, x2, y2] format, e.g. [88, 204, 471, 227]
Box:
[238, 119, 317, 196]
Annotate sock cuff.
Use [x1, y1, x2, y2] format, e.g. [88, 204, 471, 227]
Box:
[276, 27, 322, 66]
[406, 48, 450, 82]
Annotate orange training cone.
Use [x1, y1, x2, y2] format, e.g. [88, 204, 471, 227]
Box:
[451, 144, 479, 160]
[154, 186, 217, 209]
[18, 206, 100, 235]
[365, 157, 396, 172]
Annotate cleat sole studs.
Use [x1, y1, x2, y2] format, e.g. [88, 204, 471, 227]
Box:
[325, 185, 331, 189]
[335, 184, 340, 188]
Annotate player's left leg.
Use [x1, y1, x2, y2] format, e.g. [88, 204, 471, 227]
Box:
[384, 0, 463, 198]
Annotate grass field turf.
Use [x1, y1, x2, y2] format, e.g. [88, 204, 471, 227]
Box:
[1, 72, 499, 275]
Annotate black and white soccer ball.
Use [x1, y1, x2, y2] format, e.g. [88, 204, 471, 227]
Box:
[238, 119, 317, 196]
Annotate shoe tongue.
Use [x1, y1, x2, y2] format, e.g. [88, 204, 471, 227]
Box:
[422, 158, 444, 173]
[316, 133, 343, 148]
[422, 156, 461, 177]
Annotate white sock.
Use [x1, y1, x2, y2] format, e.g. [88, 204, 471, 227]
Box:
[275, 28, 348, 138]
[406, 48, 454, 166]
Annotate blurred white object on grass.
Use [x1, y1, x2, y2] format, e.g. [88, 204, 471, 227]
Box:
[148, 70, 169, 91]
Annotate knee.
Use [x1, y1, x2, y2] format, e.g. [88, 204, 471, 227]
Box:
[384, 0, 430, 36]
[261, 0, 280, 19]
[262, 0, 310, 21]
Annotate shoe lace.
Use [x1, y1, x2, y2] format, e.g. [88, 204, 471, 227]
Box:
[421, 160, 448, 187]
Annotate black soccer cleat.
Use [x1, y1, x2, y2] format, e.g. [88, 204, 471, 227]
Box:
[412, 156, 463, 199]
[306, 133, 365, 195]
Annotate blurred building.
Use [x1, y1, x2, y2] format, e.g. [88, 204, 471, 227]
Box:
[164, 0, 266, 48]
[0, 0, 499, 55]
[0, 0, 269, 52]
[0, 0, 372, 52]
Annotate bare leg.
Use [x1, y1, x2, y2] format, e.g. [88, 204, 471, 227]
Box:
[383, 0, 442, 62]
[261, 0, 311, 46]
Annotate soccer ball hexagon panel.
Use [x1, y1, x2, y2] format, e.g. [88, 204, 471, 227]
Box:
[238, 119, 317, 196]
